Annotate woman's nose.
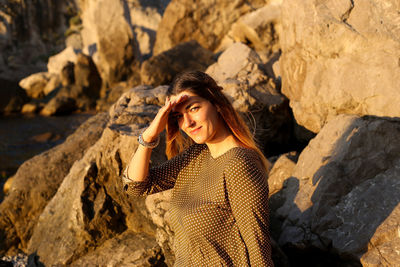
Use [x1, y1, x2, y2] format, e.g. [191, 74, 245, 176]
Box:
[183, 113, 195, 128]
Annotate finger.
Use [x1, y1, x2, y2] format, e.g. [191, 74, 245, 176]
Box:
[171, 94, 188, 106]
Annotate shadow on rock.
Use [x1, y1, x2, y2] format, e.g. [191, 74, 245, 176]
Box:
[269, 115, 400, 266]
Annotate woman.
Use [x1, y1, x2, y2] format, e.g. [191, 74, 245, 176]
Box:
[122, 71, 273, 266]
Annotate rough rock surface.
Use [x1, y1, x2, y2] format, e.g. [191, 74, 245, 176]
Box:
[69, 231, 165, 267]
[40, 95, 77, 116]
[47, 47, 79, 75]
[0, 113, 108, 254]
[153, 0, 268, 55]
[206, 42, 294, 156]
[27, 86, 170, 266]
[40, 53, 102, 115]
[140, 40, 215, 86]
[127, 0, 170, 61]
[145, 190, 174, 266]
[217, 3, 282, 63]
[280, 0, 400, 133]
[18, 72, 50, 99]
[78, 0, 136, 87]
[271, 114, 400, 264]
[0, 0, 75, 83]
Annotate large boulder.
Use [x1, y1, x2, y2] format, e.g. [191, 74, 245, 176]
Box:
[145, 190, 174, 266]
[153, 0, 268, 55]
[69, 231, 164, 266]
[0, 0, 75, 83]
[0, 113, 108, 254]
[78, 0, 136, 87]
[140, 40, 215, 86]
[206, 42, 294, 156]
[270, 114, 400, 265]
[217, 3, 282, 63]
[40, 53, 102, 115]
[280, 0, 400, 133]
[27, 86, 170, 265]
[40, 95, 77, 116]
[47, 47, 79, 75]
[18, 72, 51, 99]
[126, 0, 170, 60]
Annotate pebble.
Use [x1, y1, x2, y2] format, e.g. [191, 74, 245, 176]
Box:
[1, 253, 28, 267]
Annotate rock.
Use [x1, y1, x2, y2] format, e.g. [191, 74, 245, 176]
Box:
[3, 177, 13, 196]
[0, 113, 108, 254]
[127, 1, 166, 60]
[361, 209, 400, 267]
[41, 53, 102, 115]
[30, 132, 55, 143]
[47, 47, 79, 75]
[267, 152, 299, 250]
[18, 72, 50, 99]
[268, 152, 299, 196]
[43, 74, 61, 96]
[153, 0, 268, 55]
[140, 40, 215, 86]
[145, 190, 174, 266]
[0, 78, 27, 114]
[217, 3, 282, 63]
[0, 0, 75, 84]
[40, 95, 76, 116]
[280, 0, 400, 133]
[79, 0, 136, 86]
[206, 43, 294, 156]
[60, 61, 75, 87]
[27, 86, 169, 265]
[273, 114, 400, 264]
[95, 82, 131, 112]
[73, 53, 102, 99]
[0, 253, 27, 267]
[133, 26, 156, 61]
[69, 231, 164, 266]
[66, 32, 84, 51]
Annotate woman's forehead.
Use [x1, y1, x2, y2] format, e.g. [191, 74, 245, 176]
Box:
[172, 93, 205, 113]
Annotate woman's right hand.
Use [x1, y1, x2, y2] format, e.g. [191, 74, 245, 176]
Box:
[142, 94, 188, 143]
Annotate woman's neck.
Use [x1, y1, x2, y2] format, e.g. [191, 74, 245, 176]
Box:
[206, 134, 241, 158]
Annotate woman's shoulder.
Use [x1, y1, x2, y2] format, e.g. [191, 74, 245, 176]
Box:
[228, 146, 260, 162]
[225, 147, 265, 173]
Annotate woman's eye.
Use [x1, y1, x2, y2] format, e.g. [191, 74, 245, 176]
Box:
[190, 106, 199, 112]
[174, 114, 183, 120]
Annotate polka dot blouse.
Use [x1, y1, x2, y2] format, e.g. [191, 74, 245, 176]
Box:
[122, 144, 273, 266]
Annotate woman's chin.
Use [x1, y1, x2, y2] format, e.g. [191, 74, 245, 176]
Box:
[191, 136, 206, 144]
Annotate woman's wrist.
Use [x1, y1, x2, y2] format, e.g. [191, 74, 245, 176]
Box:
[138, 132, 159, 148]
[141, 131, 157, 143]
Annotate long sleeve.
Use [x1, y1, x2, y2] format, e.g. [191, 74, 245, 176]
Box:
[122, 144, 205, 196]
[225, 151, 274, 266]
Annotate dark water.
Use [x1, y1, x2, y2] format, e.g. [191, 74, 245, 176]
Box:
[0, 113, 94, 179]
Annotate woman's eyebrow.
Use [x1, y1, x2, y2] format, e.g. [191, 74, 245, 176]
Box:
[184, 100, 201, 110]
[170, 99, 202, 116]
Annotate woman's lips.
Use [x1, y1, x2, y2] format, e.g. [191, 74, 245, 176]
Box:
[190, 126, 202, 135]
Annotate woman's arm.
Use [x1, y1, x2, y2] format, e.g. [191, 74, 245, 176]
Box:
[122, 94, 189, 196]
[225, 151, 274, 266]
[123, 143, 202, 196]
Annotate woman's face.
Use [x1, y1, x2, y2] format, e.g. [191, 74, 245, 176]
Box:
[170, 91, 227, 144]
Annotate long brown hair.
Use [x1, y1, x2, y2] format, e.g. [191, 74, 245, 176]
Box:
[166, 71, 270, 172]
